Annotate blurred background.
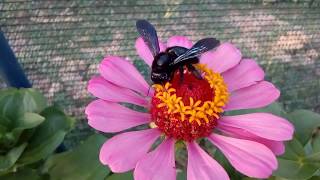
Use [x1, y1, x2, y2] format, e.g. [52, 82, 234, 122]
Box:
[1, 0, 319, 148]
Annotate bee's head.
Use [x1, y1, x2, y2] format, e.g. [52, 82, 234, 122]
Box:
[151, 52, 173, 84]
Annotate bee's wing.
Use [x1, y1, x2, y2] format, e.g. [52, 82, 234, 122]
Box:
[171, 38, 220, 65]
[136, 20, 160, 57]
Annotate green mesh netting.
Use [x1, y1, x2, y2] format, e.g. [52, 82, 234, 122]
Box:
[1, 0, 319, 146]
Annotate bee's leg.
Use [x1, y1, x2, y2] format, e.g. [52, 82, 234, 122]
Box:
[187, 64, 202, 80]
[179, 66, 184, 84]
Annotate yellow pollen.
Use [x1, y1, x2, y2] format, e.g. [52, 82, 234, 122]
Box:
[152, 64, 229, 125]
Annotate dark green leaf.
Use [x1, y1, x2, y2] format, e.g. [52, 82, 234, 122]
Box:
[5, 113, 45, 145]
[274, 138, 320, 179]
[106, 172, 133, 180]
[214, 149, 234, 174]
[17, 131, 66, 165]
[312, 135, 320, 153]
[0, 124, 7, 135]
[1, 132, 20, 149]
[18, 107, 74, 165]
[286, 110, 320, 145]
[177, 170, 186, 180]
[0, 143, 27, 173]
[241, 178, 257, 180]
[214, 149, 245, 179]
[0, 115, 11, 128]
[0, 168, 43, 180]
[273, 159, 319, 180]
[44, 134, 110, 180]
[280, 138, 305, 160]
[27, 106, 73, 146]
[308, 176, 320, 180]
[305, 152, 320, 162]
[0, 89, 23, 122]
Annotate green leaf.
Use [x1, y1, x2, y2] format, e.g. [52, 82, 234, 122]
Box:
[17, 131, 66, 165]
[274, 138, 320, 179]
[308, 176, 320, 180]
[214, 149, 234, 174]
[225, 102, 286, 117]
[44, 134, 110, 180]
[0, 88, 47, 128]
[177, 171, 186, 180]
[286, 110, 320, 145]
[21, 89, 47, 113]
[0, 89, 23, 122]
[1, 132, 19, 149]
[106, 172, 133, 180]
[0, 114, 11, 128]
[273, 159, 319, 180]
[5, 113, 45, 146]
[17, 107, 74, 165]
[13, 113, 45, 131]
[0, 143, 27, 173]
[214, 148, 246, 179]
[280, 138, 305, 160]
[305, 152, 320, 162]
[0, 124, 7, 135]
[241, 178, 257, 180]
[0, 168, 43, 180]
[312, 135, 320, 153]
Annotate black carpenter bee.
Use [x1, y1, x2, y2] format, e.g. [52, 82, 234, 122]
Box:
[136, 20, 220, 84]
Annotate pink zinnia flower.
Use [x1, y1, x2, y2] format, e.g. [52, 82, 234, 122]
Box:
[85, 36, 294, 180]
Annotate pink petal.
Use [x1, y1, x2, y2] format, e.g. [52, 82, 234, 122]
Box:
[135, 37, 166, 67]
[85, 100, 150, 133]
[99, 56, 153, 96]
[225, 81, 280, 111]
[218, 125, 285, 155]
[99, 129, 160, 173]
[167, 36, 193, 48]
[209, 134, 278, 179]
[87, 76, 148, 107]
[200, 42, 242, 73]
[218, 113, 293, 141]
[187, 141, 229, 180]
[134, 138, 176, 180]
[222, 59, 265, 92]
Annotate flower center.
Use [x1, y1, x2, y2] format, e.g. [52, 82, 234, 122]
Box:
[150, 64, 229, 141]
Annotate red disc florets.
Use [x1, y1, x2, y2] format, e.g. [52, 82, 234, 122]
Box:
[150, 69, 222, 141]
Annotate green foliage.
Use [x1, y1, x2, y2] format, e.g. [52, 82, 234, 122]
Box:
[0, 88, 74, 177]
[273, 138, 320, 180]
[0, 143, 27, 173]
[272, 109, 320, 180]
[286, 110, 320, 145]
[18, 107, 74, 165]
[44, 134, 110, 180]
[0, 168, 45, 180]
